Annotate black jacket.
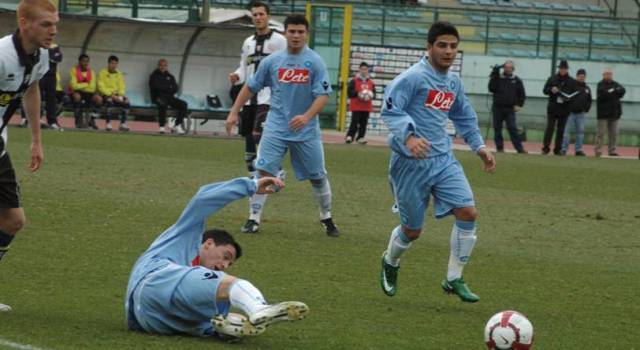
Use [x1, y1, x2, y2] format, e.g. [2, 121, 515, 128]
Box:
[543, 73, 578, 116]
[149, 69, 179, 101]
[596, 80, 625, 119]
[571, 81, 592, 113]
[488, 70, 525, 108]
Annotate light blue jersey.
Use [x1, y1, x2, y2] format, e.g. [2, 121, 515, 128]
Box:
[247, 46, 332, 142]
[383, 58, 484, 228]
[382, 57, 485, 158]
[125, 178, 257, 336]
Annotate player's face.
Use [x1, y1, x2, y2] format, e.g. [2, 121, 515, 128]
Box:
[20, 9, 59, 49]
[427, 35, 458, 72]
[79, 57, 89, 69]
[200, 240, 237, 271]
[576, 73, 585, 83]
[285, 24, 308, 50]
[603, 70, 613, 81]
[251, 6, 269, 31]
[359, 66, 369, 77]
[108, 60, 118, 73]
[558, 67, 568, 76]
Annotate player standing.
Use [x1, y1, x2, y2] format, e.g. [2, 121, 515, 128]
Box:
[0, 0, 57, 312]
[125, 176, 308, 339]
[226, 14, 339, 237]
[379, 22, 496, 302]
[228, 1, 286, 233]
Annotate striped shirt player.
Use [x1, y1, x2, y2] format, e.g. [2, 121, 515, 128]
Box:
[125, 176, 308, 340]
[0, 0, 58, 313]
[226, 14, 339, 237]
[379, 21, 496, 303]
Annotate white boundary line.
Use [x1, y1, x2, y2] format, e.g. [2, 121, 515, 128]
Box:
[0, 337, 53, 350]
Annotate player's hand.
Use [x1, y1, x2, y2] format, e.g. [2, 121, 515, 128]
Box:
[513, 105, 521, 112]
[225, 111, 239, 135]
[289, 115, 311, 132]
[256, 177, 285, 194]
[29, 141, 43, 172]
[229, 73, 239, 85]
[551, 86, 559, 94]
[477, 148, 496, 173]
[406, 135, 430, 159]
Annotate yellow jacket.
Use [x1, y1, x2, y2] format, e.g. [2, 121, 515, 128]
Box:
[69, 66, 96, 93]
[97, 68, 126, 96]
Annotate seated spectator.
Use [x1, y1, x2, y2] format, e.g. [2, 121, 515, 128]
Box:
[98, 55, 130, 132]
[69, 54, 102, 129]
[148, 59, 187, 135]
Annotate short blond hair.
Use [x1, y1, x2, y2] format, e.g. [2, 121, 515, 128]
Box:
[16, 0, 57, 24]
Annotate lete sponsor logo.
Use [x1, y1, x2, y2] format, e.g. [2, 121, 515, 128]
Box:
[278, 68, 310, 84]
[425, 90, 455, 111]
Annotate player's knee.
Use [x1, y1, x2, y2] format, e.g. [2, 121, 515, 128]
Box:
[455, 207, 478, 221]
[309, 177, 327, 188]
[402, 227, 422, 240]
[1, 213, 26, 234]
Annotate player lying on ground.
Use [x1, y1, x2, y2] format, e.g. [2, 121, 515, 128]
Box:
[125, 176, 308, 340]
[380, 21, 496, 302]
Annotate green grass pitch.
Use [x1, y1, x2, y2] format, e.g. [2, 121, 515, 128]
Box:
[0, 128, 638, 349]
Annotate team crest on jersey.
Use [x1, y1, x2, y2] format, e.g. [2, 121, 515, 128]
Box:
[278, 68, 310, 84]
[0, 92, 16, 107]
[425, 90, 455, 111]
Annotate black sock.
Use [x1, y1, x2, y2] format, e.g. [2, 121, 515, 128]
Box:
[0, 230, 14, 247]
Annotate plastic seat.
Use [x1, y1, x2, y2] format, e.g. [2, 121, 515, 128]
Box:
[127, 91, 151, 108]
[516, 33, 536, 42]
[610, 39, 626, 47]
[515, 2, 533, 9]
[489, 48, 510, 56]
[533, 2, 552, 10]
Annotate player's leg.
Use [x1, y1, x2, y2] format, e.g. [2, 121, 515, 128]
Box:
[103, 96, 114, 130]
[553, 114, 568, 155]
[243, 134, 286, 233]
[380, 154, 428, 296]
[169, 97, 188, 134]
[288, 139, 338, 236]
[71, 91, 84, 127]
[607, 119, 619, 155]
[431, 156, 479, 302]
[505, 109, 524, 153]
[356, 111, 369, 144]
[0, 154, 26, 312]
[574, 113, 586, 155]
[542, 112, 556, 154]
[561, 113, 575, 154]
[154, 97, 169, 133]
[239, 106, 258, 177]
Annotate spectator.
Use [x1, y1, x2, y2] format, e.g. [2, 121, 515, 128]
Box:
[488, 59, 527, 153]
[345, 62, 375, 145]
[69, 53, 102, 129]
[595, 68, 625, 157]
[98, 55, 130, 132]
[148, 59, 187, 135]
[542, 60, 577, 155]
[561, 68, 591, 156]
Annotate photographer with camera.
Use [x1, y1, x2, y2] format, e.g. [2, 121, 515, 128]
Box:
[488, 60, 527, 153]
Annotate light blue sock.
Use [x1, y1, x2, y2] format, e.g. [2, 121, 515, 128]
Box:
[447, 220, 477, 281]
[385, 226, 413, 267]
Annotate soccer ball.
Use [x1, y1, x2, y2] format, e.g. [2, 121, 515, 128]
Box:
[484, 310, 534, 350]
[358, 88, 373, 101]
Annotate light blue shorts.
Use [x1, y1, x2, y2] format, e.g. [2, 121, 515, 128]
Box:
[389, 152, 475, 230]
[131, 264, 230, 337]
[255, 133, 327, 180]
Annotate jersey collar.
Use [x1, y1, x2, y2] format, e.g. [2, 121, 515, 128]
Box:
[12, 30, 41, 69]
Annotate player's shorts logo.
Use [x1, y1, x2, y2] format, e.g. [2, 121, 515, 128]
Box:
[278, 68, 310, 84]
[425, 90, 455, 111]
[0, 92, 16, 107]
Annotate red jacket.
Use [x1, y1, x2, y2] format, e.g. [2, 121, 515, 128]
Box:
[348, 75, 375, 112]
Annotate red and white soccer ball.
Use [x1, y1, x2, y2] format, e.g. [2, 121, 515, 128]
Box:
[484, 310, 534, 350]
[358, 88, 373, 101]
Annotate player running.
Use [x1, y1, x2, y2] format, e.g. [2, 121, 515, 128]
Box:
[0, 0, 58, 312]
[226, 14, 339, 237]
[125, 176, 308, 340]
[228, 1, 287, 234]
[379, 21, 496, 302]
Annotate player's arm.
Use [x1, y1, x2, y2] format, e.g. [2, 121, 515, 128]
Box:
[449, 84, 495, 173]
[230, 41, 247, 84]
[226, 56, 271, 134]
[174, 177, 284, 230]
[381, 75, 429, 159]
[23, 82, 44, 172]
[289, 58, 331, 131]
